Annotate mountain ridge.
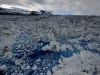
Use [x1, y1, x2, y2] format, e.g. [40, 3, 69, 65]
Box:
[0, 7, 53, 15]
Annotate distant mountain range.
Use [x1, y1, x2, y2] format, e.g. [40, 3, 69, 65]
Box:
[0, 7, 53, 15]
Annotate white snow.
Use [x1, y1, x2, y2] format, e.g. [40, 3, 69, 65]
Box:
[87, 42, 100, 50]
[42, 41, 73, 52]
[0, 7, 31, 14]
[3, 51, 13, 58]
[61, 44, 73, 51]
[15, 59, 23, 66]
[0, 65, 7, 70]
[52, 51, 100, 75]
[66, 44, 73, 50]
[47, 70, 51, 75]
[0, 26, 20, 56]
[60, 44, 67, 51]
[36, 58, 41, 62]
[47, 33, 56, 41]
[26, 65, 30, 69]
[42, 41, 61, 52]
[32, 65, 37, 70]
[42, 44, 50, 51]
[68, 38, 79, 43]
[74, 44, 84, 50]
[0, 35, 16, 55]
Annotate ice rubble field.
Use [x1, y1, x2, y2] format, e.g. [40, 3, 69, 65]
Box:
[0, 15, 100, 75]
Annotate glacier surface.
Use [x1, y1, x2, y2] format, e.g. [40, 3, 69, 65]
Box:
[0, 15, 100, 75]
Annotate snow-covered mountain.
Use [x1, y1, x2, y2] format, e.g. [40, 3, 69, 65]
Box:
[0, 7, 53, 15]
[39, 10, 53, 15]
[31, 10, 53, 15]
[0, 15, 100, 75]
[11, 7, 31, 14]
[0, 7, 31, 15]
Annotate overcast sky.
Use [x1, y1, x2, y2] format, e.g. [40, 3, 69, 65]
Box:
[0, 0, 100, 15]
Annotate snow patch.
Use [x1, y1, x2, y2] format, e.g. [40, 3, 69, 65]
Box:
[42, 41, 61, 52]
[32, 65, 37, 70]
[42, 41, 73, 52]
[47, 70, 51, 75]
[74, 44, 84, 50]
[0, 65, 7, 70]
[61, 44, 73, 51]
[87, 42, 100, 50]
[15, 59, 23, 66]
[3, 51, 13, 58]
[52, 51, 100, 75]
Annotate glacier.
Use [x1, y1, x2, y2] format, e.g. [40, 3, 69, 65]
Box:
[0, 15, 100, 75]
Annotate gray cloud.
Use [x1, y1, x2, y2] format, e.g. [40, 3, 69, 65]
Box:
[0, 0, 100, 15]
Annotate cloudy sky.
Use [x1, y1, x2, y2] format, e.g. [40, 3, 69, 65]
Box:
[0, 0, 100, 15]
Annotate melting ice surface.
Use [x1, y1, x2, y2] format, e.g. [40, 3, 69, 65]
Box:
[0, 30, 100, 75]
